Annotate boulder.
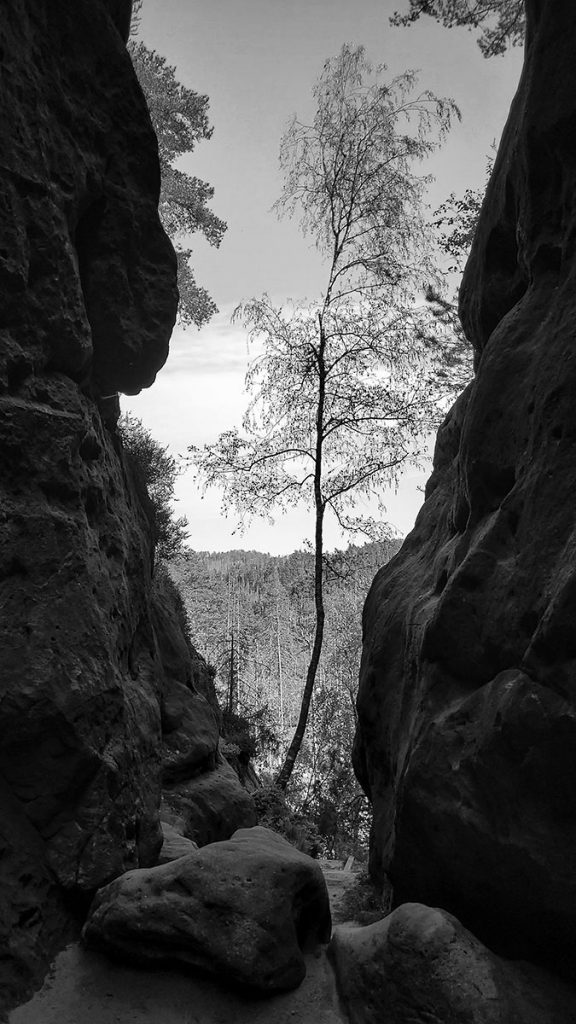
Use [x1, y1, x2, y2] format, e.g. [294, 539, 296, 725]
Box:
[331, 904, 576, 1024]
[161, 757, 257, 846]
[158, 822, 198, 864]
[83, 826, 332, 992]
[354, 0, 576, 971]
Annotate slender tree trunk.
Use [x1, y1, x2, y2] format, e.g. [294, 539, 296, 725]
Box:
[227, 628, 236, 715]
[275, 320, 326, 791]
[276, 593, 284, 731]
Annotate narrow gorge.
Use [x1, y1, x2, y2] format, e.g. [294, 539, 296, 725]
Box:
[3, 0, 576, 1022]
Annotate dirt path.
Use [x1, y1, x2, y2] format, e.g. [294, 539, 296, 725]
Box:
[9, 862, 356, 1024]
[321, 861, 359, 924]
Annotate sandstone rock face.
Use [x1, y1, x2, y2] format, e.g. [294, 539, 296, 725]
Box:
[153, 574, 222, 785]
[83, 826, 332, 992]
[1, 3, 259, 1017]
[0, 0, 177, 398]
[158, 822, 198, 864]
[0, 0, 179, 1011]
[152, 571, 256, 844]
[354, 0, 576, 973]
[331, 904, 576, 1024]
[161, 755, 257, 846]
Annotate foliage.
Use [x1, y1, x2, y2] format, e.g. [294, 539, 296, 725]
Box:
[129, 0, 143, 37]
[334, 869, 390, 925]
[119, 414, 188, 561]
[154, 562, 193, 638]
[288, 667, 372, 859]
[416, 159, 495, 387]
[191, 44, 460, 789]
[252, 785, 322, 857]
[221, 708, 278, 762]
[390, 0, 525, 57]
[196, 295, 454, 530]
[434, 189, 486, 275]
[128, 39, 226, 327]
[169, 539, 400, 857]
[433, 157, 493, 275]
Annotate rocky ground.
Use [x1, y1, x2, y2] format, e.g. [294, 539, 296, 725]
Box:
[8, 861, 357, 1024]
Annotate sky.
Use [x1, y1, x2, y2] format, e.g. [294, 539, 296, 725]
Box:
[123, 0, 523, 555]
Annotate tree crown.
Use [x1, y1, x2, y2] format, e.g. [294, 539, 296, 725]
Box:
[129, 37, 226, 327]
[192, 45, 462, 540]
[275, 44, 459, 306]
[390, 0, 525, 57]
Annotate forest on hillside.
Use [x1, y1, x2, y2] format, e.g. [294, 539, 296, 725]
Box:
[170, 538, 400, 856]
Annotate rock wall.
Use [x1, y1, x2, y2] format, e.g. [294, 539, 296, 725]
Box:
[354, 0, 576, 977]
[0, 1, 252, 1014]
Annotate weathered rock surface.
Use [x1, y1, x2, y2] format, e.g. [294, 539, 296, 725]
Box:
[161, 755, 257, 846]
[161, 681, 220, 782]
[158, 823, 198, 864]
[154, 577, 221, 784]
[0, 1, 177, 1009]
[151, 572, 256, 842]
[151, 569, 221, 716]
[331, 904, 576, 1024]
[0, 0, 177, 398]
[0, 1, 252, 1017]
[354, 0, 576, 973]
[83, 826, 332, 992]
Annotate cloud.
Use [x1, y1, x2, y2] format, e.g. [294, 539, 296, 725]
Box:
[159, 309, 251, 377]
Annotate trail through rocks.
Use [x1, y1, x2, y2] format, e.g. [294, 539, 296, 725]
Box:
[9, 861, 357, 1024]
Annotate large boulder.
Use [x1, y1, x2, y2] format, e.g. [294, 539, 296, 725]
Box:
[354, 0, 576, 972]
[83, 826, 331, 992]
[331, 904, 576, 1024]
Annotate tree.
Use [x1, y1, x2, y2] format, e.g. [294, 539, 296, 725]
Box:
[119, 414, 188, 561]
[418, 160, 494, 389]
[191, 45, 459, 789]
[390, 0, 525, 57]
[128, 28, 226, 326]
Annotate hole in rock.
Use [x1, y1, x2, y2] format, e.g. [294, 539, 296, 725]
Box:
[79, 433, 101, 462]
[18, 907, 40, 928]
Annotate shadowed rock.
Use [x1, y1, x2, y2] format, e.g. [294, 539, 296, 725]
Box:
[158, 823, 198, 864]
[83, 826, 332, 992]
[354, 0, 576, 974]
[0, 0, 179, 1011]
[161, 756, 257, 847]
[331, 904, 576, 1024]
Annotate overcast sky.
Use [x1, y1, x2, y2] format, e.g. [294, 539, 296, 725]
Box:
[123, 0, 523, 555]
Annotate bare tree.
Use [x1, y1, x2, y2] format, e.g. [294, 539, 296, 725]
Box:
[192, 45, 459, 788]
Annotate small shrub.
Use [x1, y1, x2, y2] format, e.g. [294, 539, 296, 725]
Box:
[253, 784, 322, 857]
[335, 868, 390, 925]
[118, 414, 188, 561]
[221, 710, 257, 760]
